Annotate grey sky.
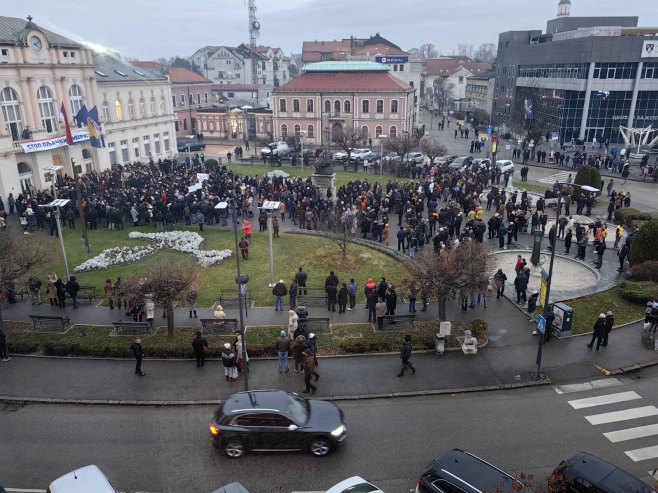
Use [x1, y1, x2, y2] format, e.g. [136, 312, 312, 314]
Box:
[7, 0, 658, 61]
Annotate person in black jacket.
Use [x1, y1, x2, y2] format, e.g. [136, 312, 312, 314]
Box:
[221, 342, 238, 382]
[337, 283, 348, 314]
[295, 267, 308, 295]
[326, 283, 337, 312]
[386, 286, 398, 315]
[192, 331, 208, 368]
[367, 291, 378, 322]
[65, 276, 81, 309]
[377, 278, 388, 300]
[396, 335, 416, 377]
[587, 314, 608, 350]
[602, 311, 615, 347]
[514, 272, 528, 304]
[130, 337, 145, 376]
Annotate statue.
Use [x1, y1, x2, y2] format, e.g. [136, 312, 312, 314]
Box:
[313, 150, 334, 175]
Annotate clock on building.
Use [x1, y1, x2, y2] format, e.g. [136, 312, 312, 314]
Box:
[30, 36, 42, 52]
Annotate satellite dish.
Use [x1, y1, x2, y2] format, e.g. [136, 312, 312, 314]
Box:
[252, 20, 260, 31]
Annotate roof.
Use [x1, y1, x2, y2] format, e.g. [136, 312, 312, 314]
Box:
[0, 16, 81, 48]
[132, 61, 164, 69]
[351, 43, 409, 57]
[424, 59, 492, 77]
[222, 390, 291, 415]
[303, 61, 390, 73]
[467, 71, 496, 81]
[93, 53, 168, 83]
[168, 67, 212, 84]
[212, 83, 259, 92]
[275, 72, 411, 93]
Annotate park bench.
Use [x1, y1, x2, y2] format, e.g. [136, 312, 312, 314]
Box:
[298, 317, 331, 333]
[199, 318, 239, 335]
[297, 287, 327, 306]
[67, 285, 97, 304]
[219, 289, 250, 307]
[377, 314, 416, 331]
[29, 315, 70, 332]
[113, 321, 153, 336]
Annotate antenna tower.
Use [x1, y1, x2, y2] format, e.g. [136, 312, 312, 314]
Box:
[248, 0, 260, 86]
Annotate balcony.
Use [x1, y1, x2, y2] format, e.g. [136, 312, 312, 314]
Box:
[327, 112, 347, 121]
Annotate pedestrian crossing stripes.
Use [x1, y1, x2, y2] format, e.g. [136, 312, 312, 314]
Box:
[604, 424, 658, 443]
[538, 171, 572, 184]
[554, 377, 623, 394]
[626, 445, 658, 462]
[585, 406, 658, 425]
[568, 391, 642, 409]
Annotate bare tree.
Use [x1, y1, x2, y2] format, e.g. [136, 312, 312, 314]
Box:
[0, 233, 49, 332]
[332, 127, 362, 171]
[419, 136, 447, 165]
[455, 44, 474, 59]
[322, 204, 364, 260]
[119, 264, 197, 338]
[405, 242, 491, 320]
[418, 43, 439, 59]
[473, 43, 497, 63]
[384, 133, 419, 177]
[431, 78, 455, 114]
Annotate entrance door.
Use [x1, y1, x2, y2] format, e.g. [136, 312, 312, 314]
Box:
[586, 128, 605, 143]
[20, 177, 33, 194]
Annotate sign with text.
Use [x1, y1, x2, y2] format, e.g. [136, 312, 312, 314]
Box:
[20, 131, 90, 153]
[375, 55, 408, 64]
[641, 41, 658, 58]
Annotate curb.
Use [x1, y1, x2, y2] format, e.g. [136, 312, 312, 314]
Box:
[0, 379, 551, 407]
[596, 359, 658, 377]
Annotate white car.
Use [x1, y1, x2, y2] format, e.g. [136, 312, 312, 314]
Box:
[349, 148, 373, 162]
[470, 158, 492, 170]
[403, 152, 425, 164]
[496, 159, 515, 173]
[325, 476, 384, 493]
[48, 465, 118, 493]
[260, 142, 290, 155]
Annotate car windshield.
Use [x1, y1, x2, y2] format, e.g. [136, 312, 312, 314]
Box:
[286, 393, 309, 424]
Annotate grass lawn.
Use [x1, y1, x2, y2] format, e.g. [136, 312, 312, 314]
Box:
[564, 287, 646, 335]
[30, 224, 407, 307]
[516, 182, 550, 194]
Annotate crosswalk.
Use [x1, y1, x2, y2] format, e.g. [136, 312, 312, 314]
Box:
[538, 171, 573, 184]
[557, 378, 658, 463]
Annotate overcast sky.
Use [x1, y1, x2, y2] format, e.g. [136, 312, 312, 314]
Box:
[7, 0, 658, 61]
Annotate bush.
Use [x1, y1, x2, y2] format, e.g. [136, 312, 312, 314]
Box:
[630, 220, 658, 265]
[204, 158, 219, 168]
[574, 166, 592, 199]
[631, 261, 658, 282]
[589, 167, 602, 195]
[615, 208, 643, 226]
[619, 281, 658, 303]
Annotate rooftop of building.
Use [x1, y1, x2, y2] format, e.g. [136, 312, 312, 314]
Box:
[132, 61, 165, 69]
[423, 59, 492, 77]
[274, 71, 411, 93]
[302, 61, 390, 73]
[0, 15, 81, 48]
[168, 67, 212, 84]
[93, 53, 168, 83]
[467, 71, 496, 81]
[301, 33, 404, 62]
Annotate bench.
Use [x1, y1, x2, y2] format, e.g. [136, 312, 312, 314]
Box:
[219, 289, 250, 307]
[377, 314, 416, 331]
[199, 318, 239, 335]
[298, 317, 331, 333]
[297, 287, 327, 306]
[29, 315, 70, 332]
[113, 321, 153, 335]
[67, 286, 97, 304]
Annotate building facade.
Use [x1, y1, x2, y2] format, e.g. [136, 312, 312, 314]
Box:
[465, 73, 495, 115]
[196, 106, 273, 141]
[493, 0, 658, 144]
[272, 61, 415, 147]
[421, 57, 492, 112]
[168, 67, 214, 137]
[211, 83, 260, 105]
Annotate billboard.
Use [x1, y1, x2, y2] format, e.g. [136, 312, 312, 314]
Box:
[375, 55, 408, 64]
[524, 98, 534, 121]
[641, 40, 658, 59]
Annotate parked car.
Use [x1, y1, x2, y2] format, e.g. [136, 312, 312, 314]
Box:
[326, 476, 384, 493]
[177, 139, 206, 152]
[349, 148, 373, 162]
[260, 142, 290, 155]
[448, 156, 473, 170]
[416, 449, 523, 493]
[209, 390, 347, 459]
[496, 159, 515, 173]
[333, 149, 352, 161]
[470, 158, 492, 170]
[383, 152, 401, 163]
[435, 154, 458, 166]
[404, 152, 425, 164]
[552, 452, 656, 493]
[48, 465, 118, 493]
[210, 483, 251, 493]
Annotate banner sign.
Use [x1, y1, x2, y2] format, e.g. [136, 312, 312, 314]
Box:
[641, 41, 658, 59]
[375, 55, 408, 64]
[21, 131, 90, 153]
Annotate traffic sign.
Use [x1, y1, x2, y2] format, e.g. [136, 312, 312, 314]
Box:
[487, 124, 493, 135]
[536, 315, 546, 335]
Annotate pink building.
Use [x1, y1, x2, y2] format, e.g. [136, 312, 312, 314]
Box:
[273, 61, 415, 146]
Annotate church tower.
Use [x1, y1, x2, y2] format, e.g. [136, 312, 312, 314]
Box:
[557, 0, 572, 17]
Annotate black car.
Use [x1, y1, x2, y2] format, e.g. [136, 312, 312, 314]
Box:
[209, 390, 347, 459]
[416, 449, 522, 493]
[448, 156, 473, 170]
[177, 141, 206, 152]
[552, 452, 656, 493]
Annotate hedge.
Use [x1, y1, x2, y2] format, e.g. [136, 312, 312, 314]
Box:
[630, 220, 658, 265]
[204, 158, 219, 168]
[631, 261, 658, 283]
[619, 281, 658, 303]
[614, 208, 657, 227]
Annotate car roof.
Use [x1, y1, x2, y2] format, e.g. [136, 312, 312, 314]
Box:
[221, 390, 292, 415]
[325, 476, 383, 493]
[48, 465, 117, 493]
[426, 449, 520, 492]
[565, 452, 656, 492]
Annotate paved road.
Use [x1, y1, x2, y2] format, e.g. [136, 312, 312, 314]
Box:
[3, 368, 658, 492]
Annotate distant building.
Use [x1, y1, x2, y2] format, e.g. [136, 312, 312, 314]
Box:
[196, 105, 273, 142]
[167, 67, 214, 137]
[272, 61, 415, 147]
[421, 57, 492, 112]
[211, 83, 260, 105]
[465, 72, 496, 116]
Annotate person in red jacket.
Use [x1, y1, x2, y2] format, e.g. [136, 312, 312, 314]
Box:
[241, 219, 252, 240]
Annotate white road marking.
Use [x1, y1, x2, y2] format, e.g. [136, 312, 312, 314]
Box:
[554, 378, 623, 394]
[538, 171, 572, 184]
[568, 391, 642, 409]
[625, 445, 658, 462]
[3, 489, 47, 492]
[604, 424, 658, 443]
[585, 406, 658, 425]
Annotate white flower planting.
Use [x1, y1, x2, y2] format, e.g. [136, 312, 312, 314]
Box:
[73, 231, 232, 272]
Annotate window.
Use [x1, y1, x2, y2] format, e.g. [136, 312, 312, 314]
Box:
[324, 100, 331, 113]
[375, 126, 382, 138]
[204, 92, 208, 103]
[361, 126, 369, 139]
[37, 86, 57, 133]
[376, 100, 384, 113]
[294, 124, 301, 138]
[183, 118, 187, 130]
[197, 93, 201, 105]
[163, 131, 170, 152]
[172, 95, 177, 108]
[389, 126, 399, 138]
[181, 94, 185, 106]
[459, 76, 464, 83]
[307, 124, 314, 138]
[1, 87, 24, 141]
[114, 99, 123, 121]
[175, 120, 179, 132]
[102, 100, 111, 121]
[143, 135, 150, 156]
[293, 99, 300, 112]
[132, 137, 140, 158]
[82, 149, 92, 159]
[399, 64, 404, 72]
[279, 99, 287, 112]
[120, 139, 129, 162]
[391, 100, 399, 114]
[334, 100, 340, 114]
[108, 142, 117, 164]
[232, 414, 270, 427]
[281, 124, 288, 138]
[17, 162, 31, 174]
[150, 97, 156, 115]
[127, 99, 134, 120]
[431, 479, 468, 493]
[68, 84, 83, 118]
[306, 99, 314, 113]
[139, 98, 145, 118]
[1, 49, 8, 56]
[153, 133, 161, 154]
[344, 100, 351, 113]
[393, 64, 398, 72]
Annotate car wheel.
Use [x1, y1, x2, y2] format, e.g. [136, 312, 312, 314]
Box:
[224, 440, 246, 459]
[309, 438, 331, 457]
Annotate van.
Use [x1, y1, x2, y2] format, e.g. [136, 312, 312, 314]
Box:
[47, 465, 118, 493]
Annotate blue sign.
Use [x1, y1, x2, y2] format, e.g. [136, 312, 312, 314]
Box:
[536, 315, 546, 335]
[487, 124, 493, 135]
[375, 55, 408, 64]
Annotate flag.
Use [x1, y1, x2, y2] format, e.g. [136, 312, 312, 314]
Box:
[86, 106, 104, 148]
[59, 102, 73, 145]
[74, 104, 88, 128]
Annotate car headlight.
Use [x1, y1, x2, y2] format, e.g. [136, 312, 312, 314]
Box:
[331, 425, 346, 437]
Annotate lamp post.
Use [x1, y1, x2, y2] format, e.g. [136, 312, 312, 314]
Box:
[71, 158, 90, 255]
[298, 130, 306, 171]
[379, 134, 387, 177]
[230, 198, 249, 391]
[261, 201, 280, 288]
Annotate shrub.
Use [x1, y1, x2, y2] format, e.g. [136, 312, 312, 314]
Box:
[630, 220, 658, 265]
[204, 158, 219, 168]
[631, 261, 658, 282]
[619, 281, 658, 303]
[589, 167, 602, 195]
[614, 208, 654, 226]
[573, 166, 592, 199]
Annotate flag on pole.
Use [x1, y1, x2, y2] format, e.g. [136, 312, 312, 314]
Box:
[59, 102, 74, 145]
[74, 104, 88, 128]
[86, 106, 104, 148]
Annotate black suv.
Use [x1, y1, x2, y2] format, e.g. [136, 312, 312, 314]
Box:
[416, 449, 522, 493]
[209, 390, 347, 459]
[552, 452, 656, 492]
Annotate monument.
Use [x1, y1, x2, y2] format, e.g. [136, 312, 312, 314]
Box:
[311, 150, 337, 202]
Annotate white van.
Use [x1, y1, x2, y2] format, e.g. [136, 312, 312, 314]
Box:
[47, 465, 118, 493]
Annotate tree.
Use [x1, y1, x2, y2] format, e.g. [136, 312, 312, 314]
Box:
[630, 220, 658, 266]
[419, 135, 447, 165]
[573, 165, 593, 200]
[385, 133, 419, 177]
[473, 43, 497, 63]
[168, 56, 203, 76]
[0, 233, 48, 333]
[332, 127, 361, 171]
[418, 43, 438, 59]
[430, 78, 455, 114]
[406, 242, 491, 320]
[119, 264, 197, 338]
[323, 204, 364, 260]
[455, 44, 474, 59]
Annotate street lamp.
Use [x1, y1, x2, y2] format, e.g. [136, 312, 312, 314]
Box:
[261, 200, 281, 288]
[230, 198, 250, 391]
[297, 130, 306, 171]
[378, 134, 387, 177]
[535, 183, 600, 379]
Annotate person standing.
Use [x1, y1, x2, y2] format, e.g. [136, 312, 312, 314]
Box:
[47, 274, 58, 307]
[386, 285, 398, 315]
[595, 240, 606, 269]
[408, 281, 418, 313]
[104, 279, 115, 310]
[192, 330, 208, 368]
[187, 288, 198, 318]
[293, 334, 307, 373]
[307, 332, 319, 368]
[221, 342, 238, 382]
[238, 237, 250, 260]
[514, 270, 528, 305]
[326, 282, 337, 313]
[396, 335, 416, 377]
[337, 283, 348, 314]
[367, 289, 378, 323]
[55, 276, 67, 308]
[65, 276, 80, 309]
[289, 279, 298, 310]
[493, 269, 507, 299]
[272, 279, 288, 312]
[0, 327, 10, 361]
[587, 314, 608, 350]
[287, 310, 299, 340]
[302, 348, 318, 394]
[28, 276, 42, 305]
[295, 266, 308, 295]
[276, 330, 291, 373]
[130, 337, 145, 376]
[375, 297, 387, 329]
[527, 290, 539, 325]
[347, 279, 357, 310]
[602, 311, 615, 347]
[564, 229, 573, 254]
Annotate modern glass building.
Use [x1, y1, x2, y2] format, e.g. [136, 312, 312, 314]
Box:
[494, 0, 658, 144]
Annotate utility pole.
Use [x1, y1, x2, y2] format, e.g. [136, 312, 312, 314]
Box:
[248, 0, 260, 100]
[71, 158, 90, 255]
